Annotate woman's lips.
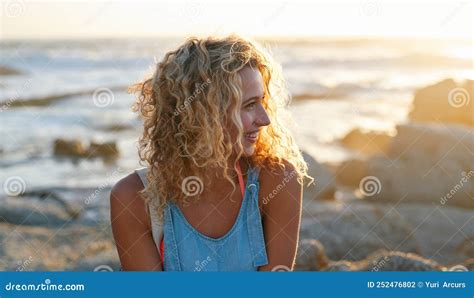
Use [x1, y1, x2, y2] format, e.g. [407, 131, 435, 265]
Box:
[245, 132, 258, 143]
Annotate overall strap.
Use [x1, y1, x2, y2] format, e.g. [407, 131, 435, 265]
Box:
[244, 165, 268, 267]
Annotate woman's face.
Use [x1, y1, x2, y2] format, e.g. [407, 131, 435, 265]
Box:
[236, 66, 271, 156]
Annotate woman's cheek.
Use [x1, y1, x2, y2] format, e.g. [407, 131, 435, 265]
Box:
[240, 110, 253, 130]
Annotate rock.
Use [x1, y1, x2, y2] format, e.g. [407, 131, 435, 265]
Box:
[21, 190, 82, 219]
[460, 259, 474, 271]
[53, 139, 119, 160]
[0, 196, 72, 227]
[363, 123, 474, 209]
[302, 151, 336, 200]
[0, 185, 119, 270]
[0, 222, 118, 271]
[391, 203, 474, 265]
[0, 85, 126, 108]
[88, 141, 119, 158]
[71, 240, 120, 271]
[54, 139, 87, 158]
[409, 78, 474, 127]
[98, 124, 133, 132]
[323, 250, 444, 271]
[73, 251, 120, 271]
[302, 201, 474, 266]
[457, 237, 474, 258]
[335, 123, 474, 209]
[0, 65, 22, 76]
[300, 201, 420, 261]
[334, 158, 369, 188]
[340, 128, 393, 156]
[388, 122, 473, 162]
[295, 238, 329, 271]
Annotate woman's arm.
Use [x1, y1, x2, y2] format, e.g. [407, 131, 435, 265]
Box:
[258, 162, 303, 271]
[110, 174, 163, 271]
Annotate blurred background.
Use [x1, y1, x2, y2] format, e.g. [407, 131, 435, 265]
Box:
[0, 0, 472, 271]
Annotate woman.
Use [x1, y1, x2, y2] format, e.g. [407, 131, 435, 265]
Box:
[110, 35, 312, 271]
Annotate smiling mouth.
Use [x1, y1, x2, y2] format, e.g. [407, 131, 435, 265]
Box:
[245, 131, 258, 143]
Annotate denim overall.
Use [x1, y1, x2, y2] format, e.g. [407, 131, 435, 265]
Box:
[135, 165, 268, 271]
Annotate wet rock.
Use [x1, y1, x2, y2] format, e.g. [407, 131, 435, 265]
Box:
[21, 190, 82, 219]
[54, 139, 87, 158]
[88, 141, 119, 159]
[0, 196, 72, 227]
[98, 124, 133, 132]
[0, 85, 126, 108]
[0, 65, 22, 76]
[53, 139, 119, 160]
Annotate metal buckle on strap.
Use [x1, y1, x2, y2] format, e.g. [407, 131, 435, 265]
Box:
[247, 183, 257, 191]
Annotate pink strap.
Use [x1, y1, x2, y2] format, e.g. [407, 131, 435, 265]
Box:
[235, 161, 245, 197]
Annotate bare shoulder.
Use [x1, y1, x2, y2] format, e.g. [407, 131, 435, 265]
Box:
[257, 160, 303, 271]
[260, 160, 299, 180]
[110, 171, 150, 230]
[259, 160, 302, 215]
[111, 171, 144, 202]
[110, 171, 162, 270]
[259, 160, 301, 191]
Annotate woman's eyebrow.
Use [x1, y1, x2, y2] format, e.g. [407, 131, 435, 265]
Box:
[244, 94, 265, 103]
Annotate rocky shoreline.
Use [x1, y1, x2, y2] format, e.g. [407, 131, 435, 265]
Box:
[1, 78, 472, 271]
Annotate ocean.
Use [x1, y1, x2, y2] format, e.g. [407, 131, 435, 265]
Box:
[1, 37, 472, 194]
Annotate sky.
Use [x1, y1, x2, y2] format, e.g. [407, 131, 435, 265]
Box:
[1, 0, 472, 40]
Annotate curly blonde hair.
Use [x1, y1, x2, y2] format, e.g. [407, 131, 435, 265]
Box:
[130, 35, 312, 221]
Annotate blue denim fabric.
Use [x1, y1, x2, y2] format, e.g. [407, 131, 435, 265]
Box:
[163, 166, 268, 271]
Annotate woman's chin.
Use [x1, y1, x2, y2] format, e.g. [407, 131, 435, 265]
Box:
[243, 145, 255, 157]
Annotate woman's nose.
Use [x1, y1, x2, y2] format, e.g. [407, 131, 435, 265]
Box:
[256, 105, 271, 127]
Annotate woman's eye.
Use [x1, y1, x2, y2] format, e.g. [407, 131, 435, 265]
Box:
[245, 103, 256, 110]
